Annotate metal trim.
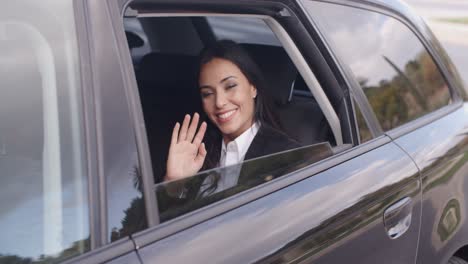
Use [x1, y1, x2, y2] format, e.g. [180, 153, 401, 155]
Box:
[74, 0, 103, 249]
[106, 0, 160, 226]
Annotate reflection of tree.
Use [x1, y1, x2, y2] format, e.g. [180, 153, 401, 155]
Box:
[0, 238, 90, 264]
[361, 51, 449, 131]
[110, 165, 147, 242]
[384, 56, 427, 111]
[353, 98, 372, 143]
[0, 255, 32, 264]
[437, 199, 461, 242]
[1, 164, 149, 263]
[0, 169, 149, 263]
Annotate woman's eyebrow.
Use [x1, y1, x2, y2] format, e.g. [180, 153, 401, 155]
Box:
[220, 76, 236, 83]
[200, 76, 237, 89]
[199, 85, 213, 90]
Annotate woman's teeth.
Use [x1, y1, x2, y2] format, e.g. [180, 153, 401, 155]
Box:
[218, 110, 236, 119]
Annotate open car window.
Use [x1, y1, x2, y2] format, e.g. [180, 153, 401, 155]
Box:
[122, 12, 348, 223]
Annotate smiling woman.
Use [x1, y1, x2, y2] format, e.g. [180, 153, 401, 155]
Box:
[164, 40, 299, 184]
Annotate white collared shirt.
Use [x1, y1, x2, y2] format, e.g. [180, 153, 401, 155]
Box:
[199, 122, 260, 197]
[219, 122, 260, 167]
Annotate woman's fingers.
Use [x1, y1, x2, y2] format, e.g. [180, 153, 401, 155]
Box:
[171, 122, 180, 146]
[186, 113, 199, 143]
[193, 122, 207, 146]
[178, 114, 191, 142]
[195, 142, 207, 165]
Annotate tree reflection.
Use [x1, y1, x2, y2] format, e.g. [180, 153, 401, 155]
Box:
[110, 165, 147, 242]
[360, 51, 449, 131]
[0, 238, 89, 264]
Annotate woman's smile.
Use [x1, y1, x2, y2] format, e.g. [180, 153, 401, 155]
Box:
[216, 109, 237, 123]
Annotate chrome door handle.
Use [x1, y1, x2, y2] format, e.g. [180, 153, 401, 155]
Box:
[383, 197, 413, 239]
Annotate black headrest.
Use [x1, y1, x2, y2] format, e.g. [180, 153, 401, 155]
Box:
[241, 44, 298, 105]
[137, 52, 202, 114]
[138, 52, 198, 89]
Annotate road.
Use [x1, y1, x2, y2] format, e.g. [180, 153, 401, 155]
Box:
[405, 0, 468, 92]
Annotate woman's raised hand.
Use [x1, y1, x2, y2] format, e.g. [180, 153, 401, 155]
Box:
[165, 113, 207, 181]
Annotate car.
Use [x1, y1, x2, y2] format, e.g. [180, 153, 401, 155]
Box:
[1, 0, 468, 263]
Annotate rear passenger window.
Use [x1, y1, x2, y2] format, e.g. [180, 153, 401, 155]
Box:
[305, 2, 452, 131]
[123, 12, 345, 222]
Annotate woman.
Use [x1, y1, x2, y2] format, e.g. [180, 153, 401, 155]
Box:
[164, 40, 299, 184]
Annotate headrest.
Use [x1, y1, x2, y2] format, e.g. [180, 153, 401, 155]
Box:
[138, 52, 198, 89]
[136, 52, 202, 114]
[241, 44, 298, 105]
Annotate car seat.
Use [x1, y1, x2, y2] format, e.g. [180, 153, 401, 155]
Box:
[136, 52, 202, 182]
[241, 44, 334, 146]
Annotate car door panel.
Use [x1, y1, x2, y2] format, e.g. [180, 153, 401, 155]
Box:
[105, 252, 142, 264]
[135, 140, 420, 263]
[390, 104, 468, 264]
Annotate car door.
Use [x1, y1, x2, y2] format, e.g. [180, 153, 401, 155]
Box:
[301, 0, 468, 263]
[393, 103, 468, 264]
[132, 140, 421, 264]
[99, 0, 424, 263]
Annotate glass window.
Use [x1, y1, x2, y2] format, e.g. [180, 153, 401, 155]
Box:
[123, 14, 337, 222]
[353, 99, 373, 143]
[0, 0, 89, 263]
[305, 1, 451, 131]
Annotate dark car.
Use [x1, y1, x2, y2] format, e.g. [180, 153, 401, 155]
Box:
[1, 0, 468, 263]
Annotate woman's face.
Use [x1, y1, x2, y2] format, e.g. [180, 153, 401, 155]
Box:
[199, 58, 257, 142]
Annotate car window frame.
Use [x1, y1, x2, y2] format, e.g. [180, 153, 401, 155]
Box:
[101, 0, 403, 249]
[74, 0, 155, 260]
[298, 0, 464, 141]
[73, 0, 104, 251]
[63, 0, 148, 262]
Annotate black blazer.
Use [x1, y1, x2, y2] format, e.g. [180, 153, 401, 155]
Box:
[202, 123, 300, 171]
[244, 124, 300, 160]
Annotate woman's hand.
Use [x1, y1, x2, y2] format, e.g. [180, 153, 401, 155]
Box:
[165, 113, 207, 182]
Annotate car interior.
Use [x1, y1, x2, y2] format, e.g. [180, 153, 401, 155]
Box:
[123, 15, 347, 183]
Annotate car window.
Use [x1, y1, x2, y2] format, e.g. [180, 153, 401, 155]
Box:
[122, 13, 342, 223]
[304, 1, 452, 131]
[206, 17, 282, 46]
[0, 0, 89, 262]
[353, 98, 373, 143]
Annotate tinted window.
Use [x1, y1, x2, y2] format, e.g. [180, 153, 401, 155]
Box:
[0, 0, 89, 262]
[353, 99, 373, 143]
[305, 2, 451, 131]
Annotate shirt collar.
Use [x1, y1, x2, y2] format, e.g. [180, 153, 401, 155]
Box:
[221, 122, 260, 162]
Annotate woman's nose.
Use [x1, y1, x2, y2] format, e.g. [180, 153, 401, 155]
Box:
[215, 93, 227, 108]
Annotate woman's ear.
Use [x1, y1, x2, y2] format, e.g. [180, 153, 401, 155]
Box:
[251, 84, 257, 99]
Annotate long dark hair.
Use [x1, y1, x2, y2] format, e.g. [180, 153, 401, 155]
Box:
[198, 40, 281, 171]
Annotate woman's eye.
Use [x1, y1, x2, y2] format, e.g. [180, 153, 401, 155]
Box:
[201, 92, 213, 98]
[226, 83, 237, 89]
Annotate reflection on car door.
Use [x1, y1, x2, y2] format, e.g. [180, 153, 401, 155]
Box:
[391, 106, 468, 264]
[134, 139, 421, 263]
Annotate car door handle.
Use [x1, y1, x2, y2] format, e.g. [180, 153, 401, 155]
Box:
[383, 197, 413, 239]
